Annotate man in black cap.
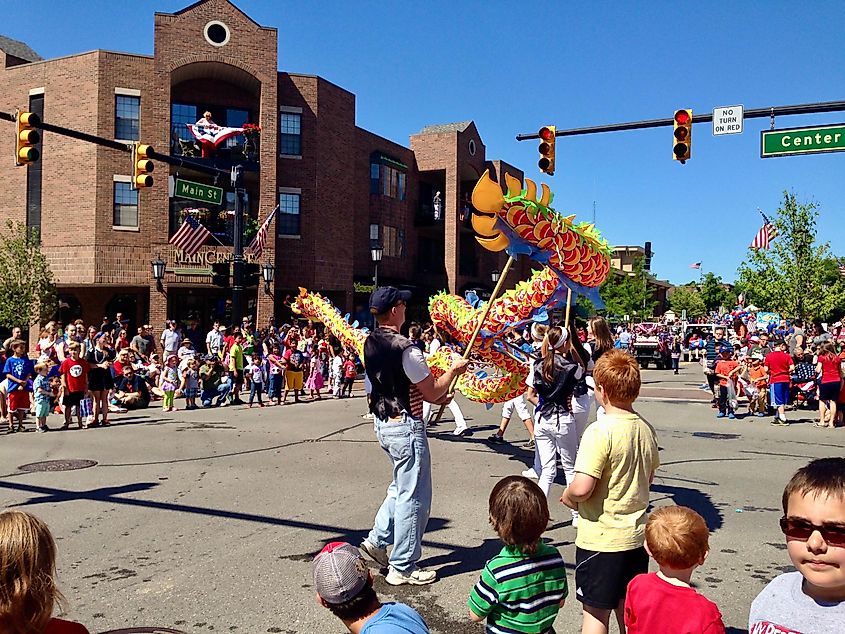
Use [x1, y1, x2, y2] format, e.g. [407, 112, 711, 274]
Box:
[359, 286, 469, 586]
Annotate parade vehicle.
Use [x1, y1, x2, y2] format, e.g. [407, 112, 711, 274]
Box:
[632, 322, 668, 369]
[682, 323, 719, 362]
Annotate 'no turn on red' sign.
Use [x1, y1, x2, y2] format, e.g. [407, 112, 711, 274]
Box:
[712, 105, 744, 136]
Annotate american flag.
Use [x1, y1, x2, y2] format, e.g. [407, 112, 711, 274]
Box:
[690, 262, 701, 269]
[169, 215, 212, 257]
[247, 205, 279, 260]
[750, 212, 778, 250]
[839, 261, 845, 278]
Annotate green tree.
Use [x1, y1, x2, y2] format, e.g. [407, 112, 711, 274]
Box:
[669, 285, 707, 318]
[0, 222, 57, 329]
[699, 272, 733, 313]
[599, 255, 656, 319]
[736, 191, 845, 320]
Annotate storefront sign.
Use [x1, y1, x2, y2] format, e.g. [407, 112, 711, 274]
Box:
[166, 246, 258, 270]
[174, 178, 224, 205]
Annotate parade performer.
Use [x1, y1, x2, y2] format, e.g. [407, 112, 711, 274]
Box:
[292, 170, 612, 406]
[358, 287, 469, 586]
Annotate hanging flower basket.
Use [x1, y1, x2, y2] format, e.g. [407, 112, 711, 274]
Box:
[180, 207, 210, 220]
[242, 123, 261, 139]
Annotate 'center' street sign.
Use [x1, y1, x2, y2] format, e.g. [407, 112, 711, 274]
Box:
[174, 178, 224, 205]
[712, 105, 743, 136]
[761, 124, 845, 158]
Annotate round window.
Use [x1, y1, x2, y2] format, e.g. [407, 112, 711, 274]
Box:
[468, 139, 477, 156]
[204, 21, 230, 47]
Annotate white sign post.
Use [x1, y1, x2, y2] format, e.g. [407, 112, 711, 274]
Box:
[713, 105, 744, 136]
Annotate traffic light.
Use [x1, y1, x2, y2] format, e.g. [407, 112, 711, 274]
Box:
[644, 241, 652, 271]
[15, 111, 40, 166]
[538, 125, 556, 175]
[132, 143, 154, 188]
[211, 262, 230, 288]
[673, 109, 692, 163]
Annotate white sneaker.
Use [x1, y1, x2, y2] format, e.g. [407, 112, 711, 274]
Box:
[521, 468, 539, 480]
[453, 425, 469, 436]
[385, 567, 437, 586]
[359, 539, 389, 567]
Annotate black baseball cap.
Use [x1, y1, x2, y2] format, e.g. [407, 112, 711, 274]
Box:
[369, 286, 411, 314]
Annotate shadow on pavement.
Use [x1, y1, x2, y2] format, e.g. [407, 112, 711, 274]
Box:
[650, 483, 723, 531]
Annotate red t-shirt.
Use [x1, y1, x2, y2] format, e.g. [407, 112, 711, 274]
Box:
[45, 617, 91, 633]
[343, 359, 357, 379]
[59, 358, 89, 393]
[625, 573, 725, 634]
[715, 359, 738, 387]
[764, 350, 793, 384]
[818, 353, 841, 384]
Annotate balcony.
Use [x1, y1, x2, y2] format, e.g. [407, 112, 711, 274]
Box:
[170, 134, 259, 171]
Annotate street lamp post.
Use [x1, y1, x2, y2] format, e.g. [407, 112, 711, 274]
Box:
[370, 242, 383, 328]
[261, 261, 275, 295]
[151, 255, 166, 292]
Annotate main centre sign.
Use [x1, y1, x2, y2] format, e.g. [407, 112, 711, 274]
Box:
[761, 124, 845, 158]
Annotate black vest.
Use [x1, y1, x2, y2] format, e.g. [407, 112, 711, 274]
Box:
[365, 328, 414, 419]
[532, 355, 583, 418]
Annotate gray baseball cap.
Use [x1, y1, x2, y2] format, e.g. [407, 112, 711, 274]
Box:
[312, 542, 369, 604]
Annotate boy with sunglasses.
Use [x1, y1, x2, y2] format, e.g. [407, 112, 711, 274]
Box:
[749, 457, 845, 633]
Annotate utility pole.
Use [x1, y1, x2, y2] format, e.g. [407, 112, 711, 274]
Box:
[231, 165, 245, 326]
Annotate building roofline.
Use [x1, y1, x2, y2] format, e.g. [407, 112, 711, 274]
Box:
[157, 0, 276, 33]
[282, 71, 354, 97]
[2, 49, 152, 69]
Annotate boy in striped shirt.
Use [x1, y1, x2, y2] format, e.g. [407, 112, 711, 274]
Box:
[469, 475, 568, 633]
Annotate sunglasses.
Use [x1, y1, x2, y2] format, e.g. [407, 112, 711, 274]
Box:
[780, 516, 845, 548]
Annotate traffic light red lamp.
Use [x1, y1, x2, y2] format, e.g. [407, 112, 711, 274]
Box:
[673, 109, 692, 163]
[538, 125, 556, 175]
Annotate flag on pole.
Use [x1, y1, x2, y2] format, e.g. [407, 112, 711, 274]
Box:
[169, 215, 212, 257]
[690, 262, 702, 269]
[839, 261, 845, 278]
[247, 204, 279, 260]
[750, 212, 778, 249]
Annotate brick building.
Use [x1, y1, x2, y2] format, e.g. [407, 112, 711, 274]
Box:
[0, 0, 529, 335]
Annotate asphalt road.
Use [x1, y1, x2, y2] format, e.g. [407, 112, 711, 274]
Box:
[1, 362, 842, 634]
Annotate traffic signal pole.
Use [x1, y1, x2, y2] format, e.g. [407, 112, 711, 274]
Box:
[231, 165, 245, 326]
[515, 99, 845, 140]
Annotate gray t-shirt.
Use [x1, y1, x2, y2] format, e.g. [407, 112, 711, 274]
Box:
[749, 571, 845, 633]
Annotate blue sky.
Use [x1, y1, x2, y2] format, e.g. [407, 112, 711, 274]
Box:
[4, 0, 845, 284]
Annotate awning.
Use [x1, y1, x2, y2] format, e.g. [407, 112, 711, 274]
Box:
[370, 151, 408, 170]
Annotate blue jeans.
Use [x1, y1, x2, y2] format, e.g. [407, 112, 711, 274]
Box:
[268, 374, 282, 399]
[367, 413, 432, 574]
[202, 379, 232, 407]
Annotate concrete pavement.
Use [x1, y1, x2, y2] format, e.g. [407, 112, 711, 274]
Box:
[0, 364, 841, 634]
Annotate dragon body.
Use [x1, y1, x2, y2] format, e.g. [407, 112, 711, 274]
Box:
[289, 171, 612, 404]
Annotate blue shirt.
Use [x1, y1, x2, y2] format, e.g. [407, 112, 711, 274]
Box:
[361, 603, 429, 634]
[4, 356, 35, 391]
[33, 375, 51, 403]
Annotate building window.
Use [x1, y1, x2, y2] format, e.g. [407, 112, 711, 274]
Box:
[26, 92, 44, 232]
[278, 192, 301, 236]
[372, 164, 406, 201]
[370, 163, 380, 194]
[369, 223, 380, 241]
[113, 182, 138, 227]
[280, 112, 301, 155]
[171, 103, 197, 151]
[115, 95, 140, 140]
[224, 107, 249, 148]
[383, 225, 404, 258]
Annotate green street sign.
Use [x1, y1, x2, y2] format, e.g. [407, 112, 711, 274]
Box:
[174, 178, 224, 205]
[761, 124, 845, 158]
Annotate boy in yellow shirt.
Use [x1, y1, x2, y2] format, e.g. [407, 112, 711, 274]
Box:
[560, 349, 659, 634]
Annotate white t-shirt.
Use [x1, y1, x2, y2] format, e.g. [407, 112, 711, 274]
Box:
[403, 346, 430, 384]
[428, 337, 441, 356]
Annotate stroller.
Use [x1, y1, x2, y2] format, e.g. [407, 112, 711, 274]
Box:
[792, 360, 818, 409]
